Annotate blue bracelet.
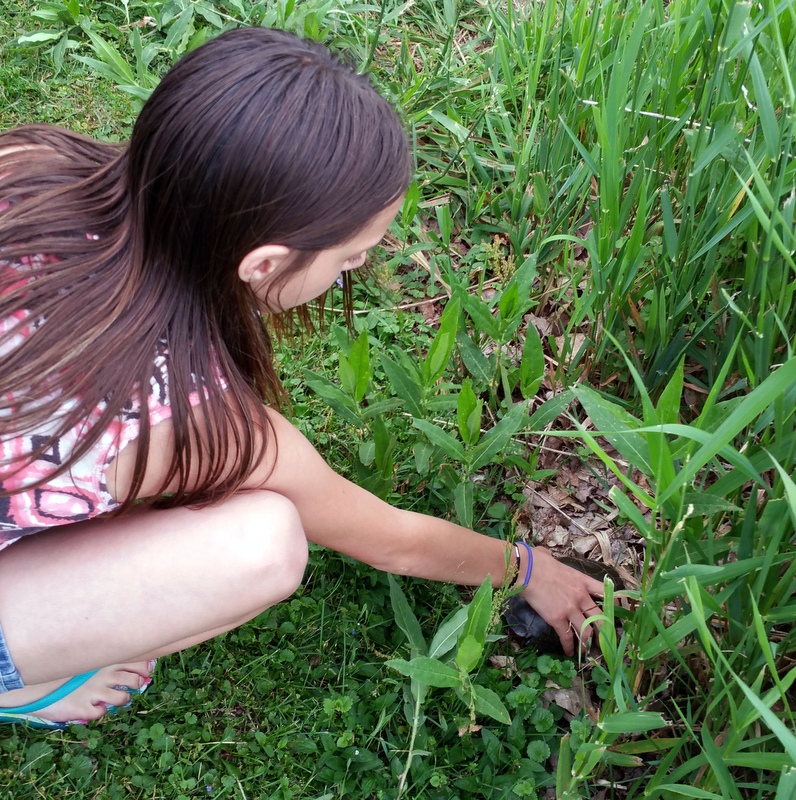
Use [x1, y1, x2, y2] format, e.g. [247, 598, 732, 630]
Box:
[518, 541, 534, 588]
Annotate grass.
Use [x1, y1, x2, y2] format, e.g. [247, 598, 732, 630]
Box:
[1, 0, 795, 798]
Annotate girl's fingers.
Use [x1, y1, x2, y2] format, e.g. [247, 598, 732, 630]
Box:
[585, 575, 606, 597]
[521, 548, 617, 654]
[553, 623, 577, 657]
[570, 614, 590, 651]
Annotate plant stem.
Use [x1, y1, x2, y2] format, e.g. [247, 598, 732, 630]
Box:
[397, 686, 424, 798]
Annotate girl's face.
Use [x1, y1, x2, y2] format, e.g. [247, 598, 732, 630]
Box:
[256, 197, 403, 312]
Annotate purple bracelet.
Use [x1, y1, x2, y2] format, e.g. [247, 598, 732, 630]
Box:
[518, 541, 534, 589]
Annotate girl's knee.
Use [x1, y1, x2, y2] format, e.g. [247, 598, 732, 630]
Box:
[225, 490, 308, 601]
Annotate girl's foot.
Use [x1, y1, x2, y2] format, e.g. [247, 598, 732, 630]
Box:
[0, 661, 154, 723]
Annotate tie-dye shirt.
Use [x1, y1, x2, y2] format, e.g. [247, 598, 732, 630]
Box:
[0, 250, 181, 552]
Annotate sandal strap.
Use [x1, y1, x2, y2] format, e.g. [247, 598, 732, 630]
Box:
[0, 670, 98, 715]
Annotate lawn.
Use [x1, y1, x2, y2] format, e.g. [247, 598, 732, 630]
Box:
[1, 1, 794, 798]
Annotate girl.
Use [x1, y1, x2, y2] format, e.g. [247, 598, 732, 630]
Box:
[0, 27, 603, 729]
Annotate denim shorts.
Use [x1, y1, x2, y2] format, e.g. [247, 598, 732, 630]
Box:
[0, 621, 24, 693]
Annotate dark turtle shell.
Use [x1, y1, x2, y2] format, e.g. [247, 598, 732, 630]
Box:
[503, 556, 625, 655]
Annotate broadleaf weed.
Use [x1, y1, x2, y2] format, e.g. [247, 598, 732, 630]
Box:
[3, 0, 795, 796]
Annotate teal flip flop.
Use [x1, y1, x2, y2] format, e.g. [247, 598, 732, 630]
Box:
[0, 666, 154, 730]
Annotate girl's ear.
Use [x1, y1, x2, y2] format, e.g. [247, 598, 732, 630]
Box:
[237, 244, 293, 285]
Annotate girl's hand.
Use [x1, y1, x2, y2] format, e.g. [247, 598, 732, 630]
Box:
[519, 547, 606, 657]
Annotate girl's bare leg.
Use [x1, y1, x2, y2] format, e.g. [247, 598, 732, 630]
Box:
[0, 490, 308, 723]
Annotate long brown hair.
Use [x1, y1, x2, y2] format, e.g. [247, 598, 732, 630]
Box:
[0, 27, 411, 509]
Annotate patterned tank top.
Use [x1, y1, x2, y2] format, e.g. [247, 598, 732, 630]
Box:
[0, 232, 182, 551]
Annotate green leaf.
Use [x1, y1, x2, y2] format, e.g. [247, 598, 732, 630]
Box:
[163, 6, 195, 54]
[386, 657, 461, 688]
[657, 555, 780, 584]
[84, 28, 135, 84]
[453, 480, 474, 529]
[608, 486, 650, 533]
[470, 401, 529, 471]
[427, 110, 470, 143]
[767, 452, 796, 533]
[775, 768, 796, 800]
[745, 48, 780, 161]
[601, 751, 643, 768]
[528, 389, 575, 429]
[380, 354, 424, 417]
[30, 9, 62, 22]
[413, 419, 466, 462]
[456, 332, 493, 390]
[556, 734, 573, 793]
[597, 711, 667, 733]
[358, 440, 375, 467]
[457, 378, 482, 446]
[682, 492, 740, 515]
[51, 33, 68, 74]
[656, 358, 684, 425]
[412, 440, 433, 476]
[455, 633, 483, 673]
[462, 577, 493, 645]
[640, 609, 716, 661]
[428, 606, 469, 659]
[572, 385, 652, 476]
[435, 203, 452, 246]
[401, 180, 420, 224]
[658, 357, 796, 505]
[504, 254, 538, 305]
[116, 85, 155, 102]
[460, 291, 500, 340]
[359, 398, 403, 420]
[697, 712, 745, 800]
[654, 787, 724, 799]
[72, 55, 128, 85]
[194, 1, 224, 28]
[558, 116, 599, 175]
[520, 323, 545, 399]
[370, 414, 395, 475]
[388, 574, 427, 656]
[131, 26, 158, 87]
[732, 672, 796, 764]
[472, 684, 511, 724]
[338, 353, 356, 399]
[303, 370, 361, 426]
[21, 742, 54, 773]
[15, 30, 63, 44]
[423, 298, 460, 387]
[348, 330, 371, 403]
[498, 282, 520, 323]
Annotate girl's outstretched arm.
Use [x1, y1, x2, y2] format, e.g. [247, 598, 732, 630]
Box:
[252, 410, 605, 657]
[108, 405, 605, 656]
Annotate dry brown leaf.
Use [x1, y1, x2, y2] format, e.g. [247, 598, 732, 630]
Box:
[572, 533, 599, 556]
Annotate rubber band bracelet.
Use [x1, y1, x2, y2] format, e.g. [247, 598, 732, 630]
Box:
[517, 541, 534, 589]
